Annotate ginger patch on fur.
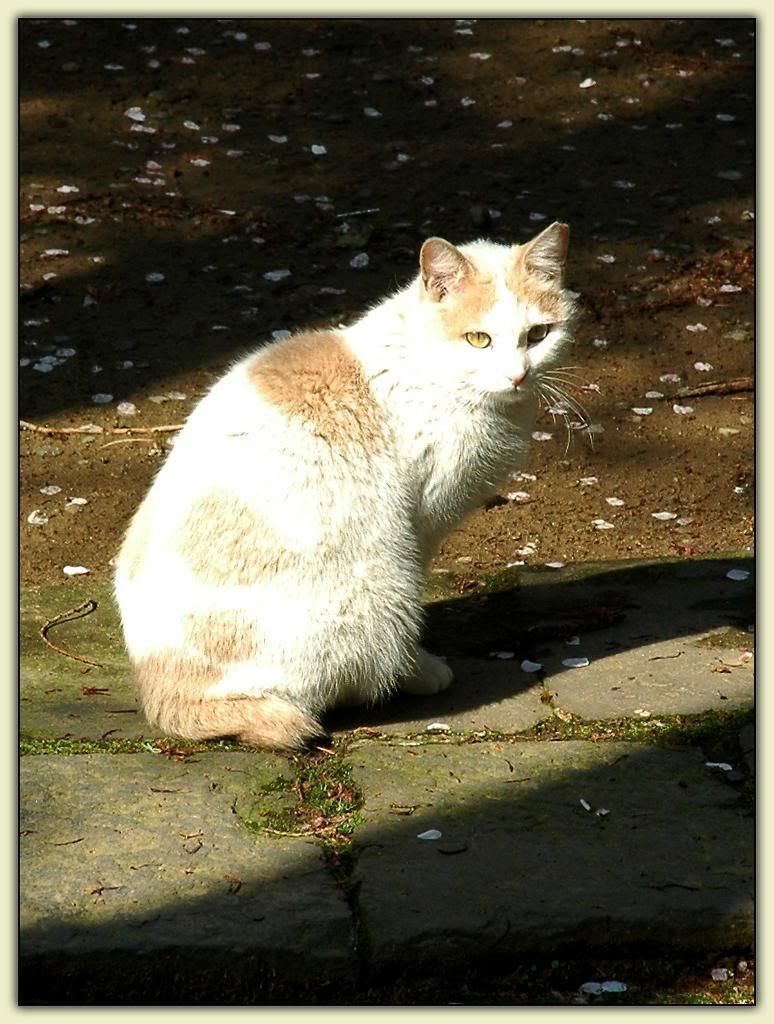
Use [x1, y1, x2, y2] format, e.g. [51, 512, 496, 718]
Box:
[177, 489, 291, 585]
[183, 610, 262, 663]
[248, 331, 383, 447]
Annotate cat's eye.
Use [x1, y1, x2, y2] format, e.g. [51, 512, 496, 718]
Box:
[526, 324, 552, 346]
[464, 331, 492, 349]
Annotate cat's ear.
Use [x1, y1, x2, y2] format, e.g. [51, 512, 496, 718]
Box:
[420, 238, 474, 301]
[519, 222, 570, 283]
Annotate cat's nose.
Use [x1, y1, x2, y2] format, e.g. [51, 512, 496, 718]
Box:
[510, 368, 529, 388]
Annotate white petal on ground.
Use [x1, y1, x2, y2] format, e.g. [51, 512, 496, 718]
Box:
[40, 485, 62, 495]
[520, 659, 543, 673]
[606, 497, 625, 506]
[506, 491, 531, 502]
[726, 568, 750, 581]
[694, 361, 714, 371]
[563, 657, 590, 668]
[117, 401, 138, 416]
[426, 723, 451, 733]
[65, 497, 88, 506]
[579, 476, 598, 486]
[124, 106, 146, 121]
[363, 107, 382, 117]
[27, 510, 49, 526]
[311, 144, 327, 155]
[492, 651, 515, 660]
[652, 511, 677, 521]
[673, 404, 694, 415]
[350, 253, 370, 268]
[632, 407, 653, 416]
[417, 829, 442, 840]
[145, 272, 165, 282]
[531, 431, 553, 441]
[91, 393, 114, 404]
[579, 798, 592, 812]
[685, 323, 708, 332]
[659, 373, 681, 383]
[63, 565, 90, 576]
[565, 636, 581, 646]
[592, 519, 615, 530]
[545, 561, 566, 569]
[705, 761, 734, 771]
[263, 269, 291, 281]
[596, 254, 616, 263]
[579, 77, 596, 88]
[645, 390, 664, 399]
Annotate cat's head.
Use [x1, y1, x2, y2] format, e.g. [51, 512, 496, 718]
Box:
[417, 223, 577, 404]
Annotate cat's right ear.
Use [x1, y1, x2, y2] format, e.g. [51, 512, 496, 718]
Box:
[420, 238, 474, 302]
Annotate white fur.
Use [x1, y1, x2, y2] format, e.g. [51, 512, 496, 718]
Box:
[115, 230, 574, 720]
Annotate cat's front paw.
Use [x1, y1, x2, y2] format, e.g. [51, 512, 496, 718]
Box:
[400, 648, 454, 696]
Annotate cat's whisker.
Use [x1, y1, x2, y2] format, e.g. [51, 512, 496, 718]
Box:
[535, 382, 577, 455]
[543, 369, 597, 393]
[540, 381, 591, 427]
[537, 379, 596, 452]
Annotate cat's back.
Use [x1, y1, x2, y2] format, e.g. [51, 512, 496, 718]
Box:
[166, 328, 384, 462]
[115, 329, 399, 592]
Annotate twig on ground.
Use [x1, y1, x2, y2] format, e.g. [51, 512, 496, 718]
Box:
[671, 376, 753, 400]
[20, 419, 183, 436]
[40, 599, 103, 668]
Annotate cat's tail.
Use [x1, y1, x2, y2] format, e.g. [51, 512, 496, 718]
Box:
[136, 658, 325, 750]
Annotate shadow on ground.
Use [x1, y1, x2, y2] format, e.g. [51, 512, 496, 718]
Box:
[19, 728, 753, 1004]
[19, 555, 754, 741]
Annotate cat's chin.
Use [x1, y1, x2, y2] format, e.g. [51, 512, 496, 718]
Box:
[491, 386, 528, 405]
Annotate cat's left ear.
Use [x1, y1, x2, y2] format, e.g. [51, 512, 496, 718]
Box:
[519, 222, 570, 283]
[420, 237, 475, 301]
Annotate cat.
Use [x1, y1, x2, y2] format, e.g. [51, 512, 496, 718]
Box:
[114, 221, 578, 749]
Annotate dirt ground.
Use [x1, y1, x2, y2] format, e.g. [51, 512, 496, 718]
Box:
[19, 17, 754, 590]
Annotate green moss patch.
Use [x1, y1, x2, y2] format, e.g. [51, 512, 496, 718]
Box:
[239, 742, 365, 875]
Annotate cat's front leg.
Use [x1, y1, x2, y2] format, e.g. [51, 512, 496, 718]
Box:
[400, 647, 454, 696]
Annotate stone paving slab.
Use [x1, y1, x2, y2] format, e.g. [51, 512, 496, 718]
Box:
[20, 753, 355, 999]
[348, 739, 754, 970]
[20, 581, 145, 740]
[21, 558, 754, 742]
[18, 558, 755, 1000]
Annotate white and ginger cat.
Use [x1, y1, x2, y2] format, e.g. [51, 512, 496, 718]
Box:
[115, 222, 578, 749]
